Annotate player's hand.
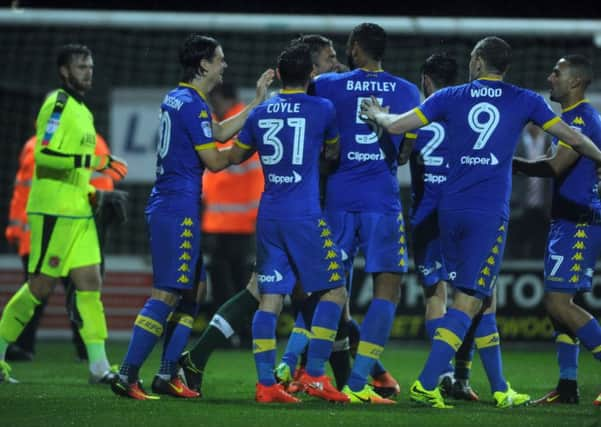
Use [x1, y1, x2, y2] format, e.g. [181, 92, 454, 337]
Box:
[360, 95, 386, 123]
[5, 224, 22, 246]
[255, 69, 275, 103]
[93, 154, 128, 180]
[90, 189, 129, 224]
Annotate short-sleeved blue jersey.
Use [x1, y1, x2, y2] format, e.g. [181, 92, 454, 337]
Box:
[410, 121, 449, 225]
[312, 69, 421, 213]
[551, 100, 601, 220]
[236, 90, 339, 220]
[145, 83, 216, 216]
[418, 78, 559, 219]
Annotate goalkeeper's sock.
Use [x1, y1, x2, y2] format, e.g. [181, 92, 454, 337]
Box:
[281, 313, 310, 372]
[252, 310, 277, 386]
[189, 288, 258, 370]
[120, 298, 172, 383]
[346, 299, 394, 391]
[0, 283, 41, 357]
[474, 313, 507, 393]
[576, 319, 601, 361]
[555, 333, 579, 380]
[418, 308, 471, 390]
[75, 290, 111, 375]
[305, 301, 342, 377]
[160, 302, 196, 378]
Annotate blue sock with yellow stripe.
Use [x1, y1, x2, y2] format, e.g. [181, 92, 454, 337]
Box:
[418, 307, 472, 390]
[160, 301, 197, 378]
[576, 319, 601, 361]
[121, 298, 172, 382]
[306, 301, 342, 377]
[475, 313, 506, 393]
[425, 317, 455, 374]
[281, 313, 310, 372]
[252, 310, 277, 386]
[555, 333, 579, 380]
[347, 298, 395, 391]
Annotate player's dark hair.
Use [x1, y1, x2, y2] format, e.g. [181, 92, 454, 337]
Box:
[348, 23, 386, 61]
[290, 34, 333, 66]
[473, 36, 512, 74]
[56, 44, 92, 68]
[421, 53, 458, 88]
[564, 54, 593, 89]
[179, 34, 220, 82]
[278, 43, 313, 87]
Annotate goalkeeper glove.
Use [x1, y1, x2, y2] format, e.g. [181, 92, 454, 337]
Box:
[90, 189, 129, 225]
[92, 154, 128, 181]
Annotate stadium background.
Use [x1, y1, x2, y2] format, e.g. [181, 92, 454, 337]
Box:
[1, 7, 601, 341]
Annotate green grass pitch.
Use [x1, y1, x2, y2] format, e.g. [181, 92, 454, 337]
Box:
[1, 340, 600, 427]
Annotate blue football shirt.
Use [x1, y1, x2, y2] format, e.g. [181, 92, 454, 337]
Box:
[551, 100, 601, 219]
[312, 69, 421, 213]
[418, 78, 559, 219]
[410, 121, 449, 225]
[236, 90, 339, 219]
[146, 83, 216, 215]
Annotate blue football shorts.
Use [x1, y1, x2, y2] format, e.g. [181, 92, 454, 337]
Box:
[439, 210, 507, 298]
[544, 219, 601, 293]
[255, 216, 345, 295]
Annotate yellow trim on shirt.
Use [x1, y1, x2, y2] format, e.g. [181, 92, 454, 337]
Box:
[404, 132, 418, 139]
[179, 82, 208, 102]
[235, 139, 251, 150]
[195, 142, 217, 151]
[414, 108, 429, 125]
[558, 141, 574, 151]
[477, 76, 503, 81]
[563, 99, 590, 113]
[280, 89, 305, 94]
[542, 116, 561, 131]
[325, 136, 339, 145]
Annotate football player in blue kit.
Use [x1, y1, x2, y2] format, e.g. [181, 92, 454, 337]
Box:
[308, 23, 421, 404]
[228, 43, 349, 404]
[513, 55, 601, 407]
[362, 36, 601, 408]
[111, 34, 274, 400]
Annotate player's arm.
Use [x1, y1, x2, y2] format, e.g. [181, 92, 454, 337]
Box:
[545, 120, 601, 165]
[35, 148, 128, 179]
[323, 136, 340, 162]
[228, 140, 255, 165]
[196, 144, 231, 172]
[398, 134, 417, 165]
[361, 96, 425, 135]
[513, 143, 579, 177]
[211, 69, 275, 141]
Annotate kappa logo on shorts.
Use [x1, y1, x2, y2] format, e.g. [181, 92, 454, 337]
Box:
[48, 256, 60, 268]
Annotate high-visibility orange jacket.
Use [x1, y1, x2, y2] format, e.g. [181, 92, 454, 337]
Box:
[5, 134, 114, 256]
[202, 103, 263, 234]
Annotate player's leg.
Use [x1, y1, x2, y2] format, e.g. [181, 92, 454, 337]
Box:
[6, 255, 37, 362]
[451, 310, 480, 400]
[341, 212, 406, 403]
[252, 219, 300, 404]
[474, 293, 530, 407]
[287, 217, 349, 402]
[0, 214, 68, 383]
[182, 272, 260, 390]
[410, 212, 505, 408]
[63, 277, 88, 361]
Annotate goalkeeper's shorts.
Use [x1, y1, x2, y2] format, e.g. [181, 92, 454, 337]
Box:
[28, 213, 100, 277]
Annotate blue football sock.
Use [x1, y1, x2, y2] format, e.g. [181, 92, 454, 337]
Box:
[252, 310, 277, 386]
[347, 299, 395, 391]
[306, 301, 342, 377]
[281, 313, 310, 372]
[121, 298, 173, 383]
[474, 313, 506, 393]
[555, 333, 579, 380]
[160, 301, 197, 377]
[418, 308, 471, 390]
[576, 319, 601, 361]
[425, 317, 454, 374]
